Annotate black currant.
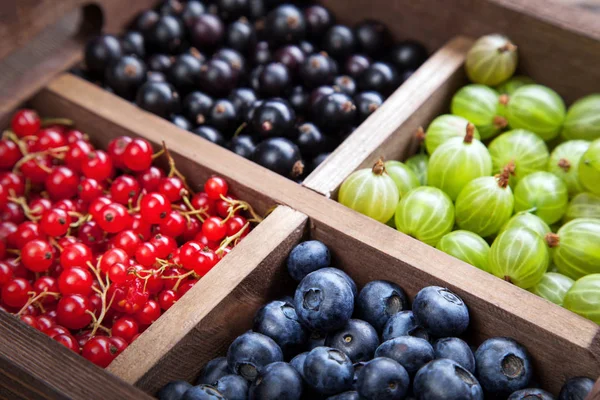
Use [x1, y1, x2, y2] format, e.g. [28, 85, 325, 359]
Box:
[354, 91, 384, 123]
[344, 54, 371, 79]
[167, 53, 203, 95]
[313, 92, 357, 130]
[199, 59, 236, 97]
[266, 4, 306, 45]
[247, 0, 267, 20]
[400, 70, 414, 83]
[228, 135, 256, 159]
[213, 48, 246, 80]
[147, 54, 174, 73]
[192, 126, 226, 146]
[354, 20, 392, 56]
[252, 137, 304, 178]
[333, 75, 356, 96]
[274, 45, 305, 76]
[217, 0, 249, 22]
[310, 152, 330, 172]
[322, 25, 356, 60]
[309, 86, 337, 112]
[133, 10, 159, 34]
[136, 81, 180, 118]
[252, 41, 272, 65]
[183, 91, 214, 125]
[244, 100, 263, 124]
[288, 85, 309, 115]
[145, 15, 185, 54]
[296, 122, 327, 158]
[389, 40, 428, 72]
[189, 14, 225, 51]
[147, 71, 167, 82]
[228, 88, 257, 114]
[181, 1, 207, 27]
[105, 55, 147, 100]
[226, 19, 257, 53]
[257, 62, 291, 97]
[303, 5, 334, 39]
[159, 0, 185, 16]
[208, 99, 239, 135]
[121, 31, 145, 58]
[170, 114, 192, 131]
[358, 61, 399, 97]
[299, 40, 314, 55]
[300, 53, 335, 88]
[251, 99, 296, 138]
[84, 35, 123, 76]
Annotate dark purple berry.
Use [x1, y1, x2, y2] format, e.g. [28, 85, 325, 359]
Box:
[251, 99, 296, 138]
[300, 53, 336, 88]
[253, 137, 304, 178]
[167, 53, 203, 94]
[274, 45, 305, 76]
[84, 35, 123, 76]
[334, 75, 356, 96]
[354, 91, 383, 123]
[136, 81, 179, 118]
[147, 54, 173, 73]
[226, 19, 257, 53]
[354, 20, 392, 56]
[257, 62, 291, 97]
[358, 62, 399, 97]
[313, 92, 357, 131]
[193, 125, 226, 146]
[190, 14, 225, 51]
[266, 5, 306, 45]
[389, 41, 428, 71]
[322, 25, 356, 60]
[304, 5, 334, 39]
[145, 15, 184, 54]
[199, 59, 236, 97]
[183, 91, 214, 125]
[208, 99, 239, 135]
[121, 31, 145, 58]
[105, 56, 147, 100]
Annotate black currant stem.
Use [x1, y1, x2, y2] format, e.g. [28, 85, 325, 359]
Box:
[216, 222, 249, 255]
[16, 291, 60, 316]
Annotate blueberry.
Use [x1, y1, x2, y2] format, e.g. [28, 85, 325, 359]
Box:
[253, 300, 308, 358]
[197, 357, 231, 385]
[182, 385, 226, 400]
[227, 332, 284, 381]
[475, 337, 533, 395]
[211, 375, 247, 400]
[303, 347, 354, 395]
[356, 280, 409, 332]
[413, 359, 483, 400]
[319, 268, 357, 298]
[558, 377, 594, 400]
[375, 336, 434, 376]
[290, 352, 308, 378]
[382, 310, 429, 342]
[249, 362, 303, 400]
[356, 357, 410, 400]
[287, 240, 331, 281]
[325, 319, 379, 362]
[307, 331, 327, 350]
[352, 361, 367, 389]
[412, 286, 469, 338]
[294, 269, 355, 332]
[508, 388, 554, 400]
[158, 380, 193, 400]
[326, 392, 360, 400]
[433, 337, 476, 374]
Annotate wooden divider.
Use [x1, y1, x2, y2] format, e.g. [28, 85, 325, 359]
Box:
[24, 71, 600, 396]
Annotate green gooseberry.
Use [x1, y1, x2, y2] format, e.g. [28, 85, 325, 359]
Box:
[563, 192, 600, 223]
[450, 84, 507, 140]
[496, 76, 535, 95]
[561, 94, 600, 141]
[548, 218, 600, 280]
[564, 274, 600, 324]
[528, 272, 574, 306]
[405, 153, 429, 185]
[578, 139, 600, 196]
[500, 212, 551, 239]
[436, 230, 490, 272]
[465, 34, 518, 86]
[424, 115, 480, 155]
[513, 171, 569, 225]
[547, 140, 590, 196]
[384, 161, 420, 198]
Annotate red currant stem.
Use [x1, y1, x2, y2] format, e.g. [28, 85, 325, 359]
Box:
[6, 248, 20, 255]
[169, 270, 196, 292]
[8, 196, 42, 221]
[2, 130, 30, 156]
[151, 148, 166, 160]
[181, 195, 207, 222]
[86, 261, 112, 337]
[12, 146, 69, 174]
[48, 237, 63, 252]
[220, 195, 263, 223]
[162, 141, 194, 194]
[68, 211, 88, 228]
[216, 222, 250, 255]
[16, 291, 61, 316]
[24, 179, 32, 199]
[41, 118, 74, 127]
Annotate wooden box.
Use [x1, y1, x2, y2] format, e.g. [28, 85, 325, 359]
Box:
[0, 0, 599, 398]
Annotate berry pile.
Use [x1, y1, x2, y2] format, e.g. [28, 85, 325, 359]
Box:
[157, 240, 596, 400]
[0, 108, 261, 367]
[77, 0, 427, 180]
[338, 34, 600, 325]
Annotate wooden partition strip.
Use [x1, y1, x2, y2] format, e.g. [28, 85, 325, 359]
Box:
[107, 206, 308, 392]
[0, 311, 152, 400]
[303, 36, 472, 197]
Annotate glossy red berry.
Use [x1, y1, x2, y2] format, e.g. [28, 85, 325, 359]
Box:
[110, 175, 140, 205]
[36, 315, 55, 332]
[78, 178, 104, 202]
[204, 176, 228, 200]
[177, 280, 196, 297]
[99, 248, 129, 273]
[112, 317, 139, 343]
[111, 230, 142, 256]
[191, 249, 218, 276]
[56, 294, 93, 330]
[227, 215, 248, 237]
[179, 241, 202, 269]
[58, 266, 94, 296]
[129, 213, 152, 240]
[157, 289, 178, 310]
[140, 192, 171, 224]
[82, 336, 119, 367]
[60, 243, 93, 269]
[40, 208, 72, 236]
[82, 150, 114, 181]
[65, 140, 93, 172]
[124, 138, 153, 172]
[158, 177, 185, 202]
[9, 221, 44, 249]
[20, 154, 52, 183]
[191, 192, 216, 215]
[0, 140, 22, 170]
[202, 216, 227, 241]
[20, 314, 39, 330]
[1, 278, 32, 308]
[45, 166, 79, 200]
[77, 221, 106, 251]
[182, 217, 202, 242]
[11, 109, 41, 138]
[1, 202, 25, 224]
[134, 299, 161, 325]
[54, 333, 80, 352]
[109, 336, 128, 354]
[32, 276, 59, 303]
[0, 184, 7, 210]
[135, 242, 158, 267]
[136, 166, 164, 192]
[150, 234, 177, 259]
[108, 262, 129, 284]
[98, 203, 131, 234]
[107, 136, 133, 169]
[89, 196, 113, 221]
[21, 239, 54, 272]
[0, 172, 25, 196]
[33, 128, 67, 152]
[0, 261, 14, 286]
[64, 129, 86, 144]
[159, 211, 186, 238]
[28, 198, 53, 219]
[44, 325, 71, 338]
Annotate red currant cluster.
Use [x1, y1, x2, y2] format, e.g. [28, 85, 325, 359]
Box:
[0, 109, 261, 368]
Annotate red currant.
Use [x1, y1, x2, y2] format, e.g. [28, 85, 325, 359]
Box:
[107, 136, 133, 169]
[193, 249, 218, 276]
[40, 208, 72, 236]
[1, 202, 25, 224]
[45, 166, 79, 200]
[109, 336, 128, 354]
[140, 192, 171, 224]
[82, 336, 119, 368]
[82, 150, 114, 181]
[112, 317, 139, 343]
[193, 232, 219, 250]
[60, 243, 93, 269]
[0, 172, 25, 196]
[158, 177, 185, 202]
[99, 248, 129, 273]
[159, 211, 186, 238]
[136, 166, 164, 192]
[54, 333, 80, 352]
[20, 314, 39, 330]
[111, 230, 142, 256]
[134, 299, 161, 325]
[21, 239, 54, 272]
[56, 294, 93, 330]
[32, 128, 67, 152]
[110, 175, 140, 205]
[157, 289, 178, 310]
[78, 178, 104, 202]
[77, 221, 106, 251]
[129, 213, 152, 240]
[150, 234, 177, 259]
[11, 109, 41, 137]
[179, 241, 202, 270]
[36, 315, 55, 332]
[202, 216, 227, 242]
[227, 215, 248, 237]
[0, 140, 22, 170]
[204, 176, 228, 200]
[65, 140, 93, 172]
[64, 129, 86, 144]
[89, 196, 112, 221]
[58, 266, 94, 296]
[135, 242, 157, 267]
[0, 261, 13, 285]
[124, 138, 153, 172]
[0, 184, 7, 210]
[191, 192, 216, 215]
[32, 276, 59, 303]
[108, 262, 130, 284]
[20, 154, 52, 184]
[44, 325, 71, 338]
[9, 221, 45, 249]
[98, 203, 131, 234]
[1, 278, 32, 308]
[28, 198, 53, 219]
[177, 280, 196, 297]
